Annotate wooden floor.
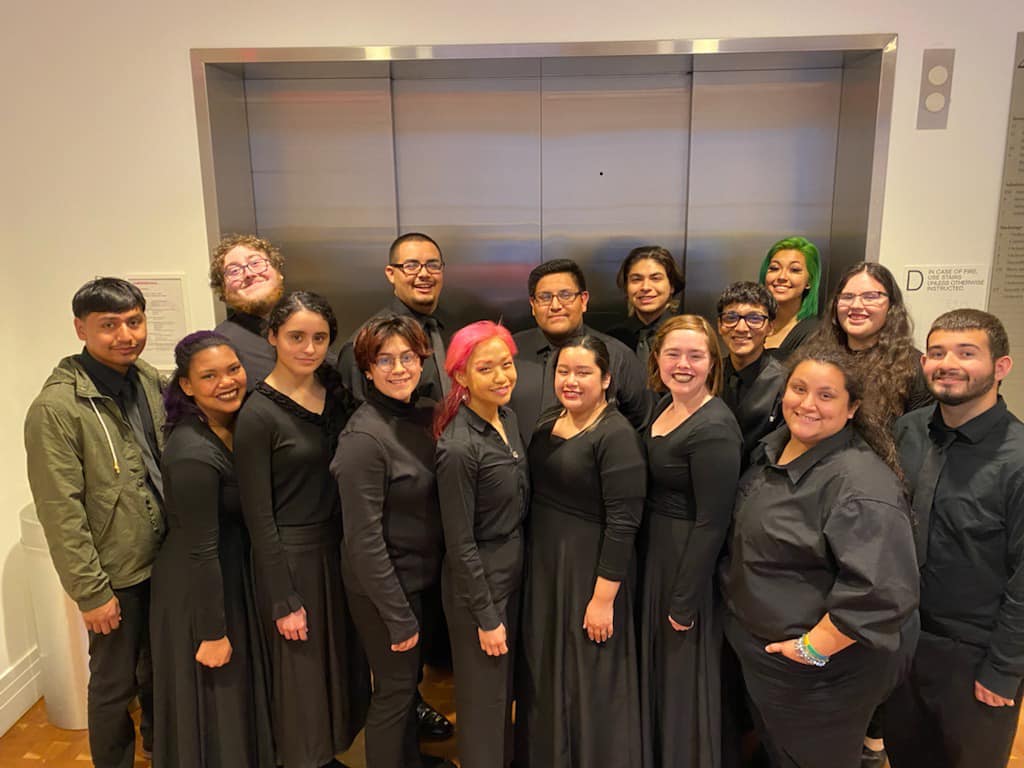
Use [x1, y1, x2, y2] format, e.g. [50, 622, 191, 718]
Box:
[2, 671, 1023, 767]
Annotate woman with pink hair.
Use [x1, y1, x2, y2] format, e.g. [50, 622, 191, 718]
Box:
[434, 321, 528, 768]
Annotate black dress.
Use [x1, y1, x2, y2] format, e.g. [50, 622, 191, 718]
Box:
[235, 381, 370, 768]
[764, 315, 818, 362]
[516, 405, 646, 768]
[640, 397, 742, 768]
[436, 404, 529, 768]
[150, 416, 275, 768]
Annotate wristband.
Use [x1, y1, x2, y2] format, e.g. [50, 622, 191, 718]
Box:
[794, 634, 829, 666]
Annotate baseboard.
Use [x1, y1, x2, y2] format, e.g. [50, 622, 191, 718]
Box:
[0, 646, 41, 736]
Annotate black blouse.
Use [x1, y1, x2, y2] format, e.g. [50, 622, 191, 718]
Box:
[333, 388, 443, 644]
[235, 381, 349, 620]
[161, 415, 238, 640]
[721, 425, 918, 651]
[644, 396, 742, 624]
[437, 404, 529, 631]
[764, 315, 819, 363]
[528, 406, 646, 581]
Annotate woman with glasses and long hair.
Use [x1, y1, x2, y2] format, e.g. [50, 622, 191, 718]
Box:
[332, 313, 454, 768]
[516, 335, 647, 768]
[609, 246, 686, 365]
[150, 331, 274, 767]
[433, 321, 528, 768]
[758, 236, 822, 361]
[639, 316, 743, 768]
[235, 292, 370, 768]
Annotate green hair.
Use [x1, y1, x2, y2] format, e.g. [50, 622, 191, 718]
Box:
[757, 236, 821, 321]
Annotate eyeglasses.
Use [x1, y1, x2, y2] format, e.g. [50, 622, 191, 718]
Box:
[373, 351, 421, 372]
[837, 291, 888, 306]
[223, 257, 271, 282]
[719, 311, 769, 329]
[532, 290, 582, 307]
[390, 259, 445, 276]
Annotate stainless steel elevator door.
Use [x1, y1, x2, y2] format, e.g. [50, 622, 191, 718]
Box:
[540, 72, 691, 329]
[245, 77, 399, 333]
[686, 68, 843, 320]
[391, 70, 542, 332]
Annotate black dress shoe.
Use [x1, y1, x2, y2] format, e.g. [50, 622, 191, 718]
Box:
[416, 697, 454, 741]
[861, 745, 887, 768]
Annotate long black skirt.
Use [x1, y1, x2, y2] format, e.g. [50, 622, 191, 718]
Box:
[150, 521, 275, 768]
[516, 508, 642, 768]
[254, 521, 371, 768]
[639, 513, 720, 768]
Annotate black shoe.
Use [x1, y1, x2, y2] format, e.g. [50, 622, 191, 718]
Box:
[416, 698, 454, 741]
[419, 755, 457, 768]
[861, 745, 887, 768]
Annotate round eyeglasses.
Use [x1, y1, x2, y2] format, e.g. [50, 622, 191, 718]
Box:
[223, 257, 270, 283]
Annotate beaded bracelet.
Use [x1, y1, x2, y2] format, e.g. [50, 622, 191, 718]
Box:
[794, 634, 830, 667]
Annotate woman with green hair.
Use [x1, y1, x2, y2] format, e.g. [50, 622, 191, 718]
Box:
[758, 236, 822, 361]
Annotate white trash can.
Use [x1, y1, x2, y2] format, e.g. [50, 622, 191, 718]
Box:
[20, 503, 89, 730]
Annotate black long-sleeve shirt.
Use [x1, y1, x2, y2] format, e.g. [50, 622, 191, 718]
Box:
[895, 398, 1024, 698]
[764, 316, 819, 363]
[436, 404, 529, 631]
[722, 354, 785, 468]
[333, 388, 443, 644]
[235, 381, 349, 620]
[215, 311, 276, 390]
[645, 396, 742, 624]
[721, 425, 918, 651]
[509, 325, 652, 443]
[528, 406, 646, 581]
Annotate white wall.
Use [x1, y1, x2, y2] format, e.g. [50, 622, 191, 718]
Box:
[3, 0, 1023, 732]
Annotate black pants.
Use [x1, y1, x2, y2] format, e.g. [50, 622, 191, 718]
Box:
[348, 588, 425, 768]
[883, 630, 1023, 768]
[87, 580, 153, 768]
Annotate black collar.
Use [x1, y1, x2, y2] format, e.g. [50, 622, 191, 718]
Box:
[928, 396, 1008, 447]
[77, 348, 135, 399]
[762, 423, 858, 484]
[225, 310, 265, 335]
[389, 296, 443, 330]
[726, 353, 768, 387]
[461, 402, 512, 434]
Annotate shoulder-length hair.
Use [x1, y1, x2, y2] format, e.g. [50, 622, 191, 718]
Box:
[758, 236, 822, 321]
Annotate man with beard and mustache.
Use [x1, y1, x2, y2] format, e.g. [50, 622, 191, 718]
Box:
[884, 309, 1024, 768]
[209, 234, 286, 389]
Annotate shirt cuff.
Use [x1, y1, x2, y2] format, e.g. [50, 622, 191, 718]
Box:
[271, 592, 304, 621]
[385, 615, 421, 647]
[976, 659, 1023, 701]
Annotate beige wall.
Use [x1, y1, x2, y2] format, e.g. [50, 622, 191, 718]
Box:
[3, 0, 1023, 732]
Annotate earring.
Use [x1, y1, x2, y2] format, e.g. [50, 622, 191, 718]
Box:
[461, 390, 468, 402]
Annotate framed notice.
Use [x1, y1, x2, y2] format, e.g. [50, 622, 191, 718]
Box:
[125, 274, 191, 373]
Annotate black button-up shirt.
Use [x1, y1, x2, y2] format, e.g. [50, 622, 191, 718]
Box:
[436, 404, 529, 631]
[722, 353, 785, 469]
[721, 425, 918, 651]
[214, 311, 276, 390]
[895, 398, 1024, 697]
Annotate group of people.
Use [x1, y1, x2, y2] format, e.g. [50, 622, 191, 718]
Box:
[22, 231, 1024, 768]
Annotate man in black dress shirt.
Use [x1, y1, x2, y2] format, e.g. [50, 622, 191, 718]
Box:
[509, 258, 650, 441]
[25, 278, 165, 768]
[717, 282, 785, 468]
[884, 309, 1024, 768]
[209, 233, 286, 389]
[337, 232, 450, 404]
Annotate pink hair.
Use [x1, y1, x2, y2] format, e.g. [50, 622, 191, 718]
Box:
[433, 321, 518, 438]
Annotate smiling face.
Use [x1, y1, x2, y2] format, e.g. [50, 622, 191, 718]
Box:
[763, 249, 809, 308]
[626, 258, 672, 323]
[554, 345, 609, 416]
[531, 272, 589, 340]
[180, 345, 247, 422]
[782, 360, 860, 450]
[74, 307, 148, 374]
[718, 302, 773, 369]
[267, 309, 330, 378]
[221, 244, 284, 317]
[924, 329, 1010, 407]
[386, 239, 444, 315]
[836, 271, 890, 350]
[368, 333, 423, 403]
[657, 329, 713, 401]
[457, 336, 517, 412]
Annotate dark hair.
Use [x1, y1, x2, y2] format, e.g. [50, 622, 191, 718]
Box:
[928, 308, 1010, 359]
[528, 258, 587, 297]
[647, 315, 724, 395]
[558, 335, 611, 379]
[758, 236, 822, 321]
[209, 233, 284, 301]
[265, 291, 338, 345]
[389, 232, 443, 263]
[785, 345, 902, 480]
[716, 281, 778, 321]
[615, 246, 685, 316]
[353, 313, 432, 373]
[72, 278, 146, 318]
[163, 331, 240, 433]
[813, 261, 916, 427]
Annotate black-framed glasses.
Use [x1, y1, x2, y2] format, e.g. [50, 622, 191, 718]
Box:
[390, 259, 445, 276]
[719, 311, 769, 329]
[372, 351, 422, 372]
[532, 290, 582, 307]
[223, 257, 270, 282]
[837, 291, 888, 306]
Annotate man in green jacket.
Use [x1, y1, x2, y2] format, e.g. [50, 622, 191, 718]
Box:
[25, 277, 165, 768]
